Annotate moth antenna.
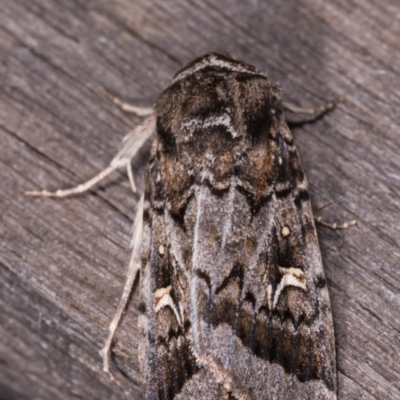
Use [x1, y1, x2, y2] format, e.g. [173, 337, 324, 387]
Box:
[313, 197, 344, 213]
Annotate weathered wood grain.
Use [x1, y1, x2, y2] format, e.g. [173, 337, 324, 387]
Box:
[1, 0, 399, 399]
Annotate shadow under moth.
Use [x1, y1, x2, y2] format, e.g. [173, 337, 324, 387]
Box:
[27, 53, 356, 399]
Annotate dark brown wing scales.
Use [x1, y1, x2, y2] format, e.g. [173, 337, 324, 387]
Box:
[139, 53, 336, 400]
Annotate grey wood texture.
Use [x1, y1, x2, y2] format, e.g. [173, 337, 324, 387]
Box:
[1, 0, 399, 399]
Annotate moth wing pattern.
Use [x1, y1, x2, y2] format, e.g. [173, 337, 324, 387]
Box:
[137, 54, 337, 400]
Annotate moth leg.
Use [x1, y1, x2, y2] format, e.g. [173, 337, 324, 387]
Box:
[25, 115, 156, 198]
[100, 87, 154, 116]
[25, 165, 118, 198]
[126, 162, 136, 193]
[315, 216, 357, 230]
[283, 97, 342, 117]
[102, 195, 144, 380]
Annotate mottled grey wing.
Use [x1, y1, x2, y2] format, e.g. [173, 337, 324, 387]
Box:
[186, 120, 337, 400]
[139, 66, 336, 399]
[139, 141, 230, 400]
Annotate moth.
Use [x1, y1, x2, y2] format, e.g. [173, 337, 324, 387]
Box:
[27, 53, 356, 399]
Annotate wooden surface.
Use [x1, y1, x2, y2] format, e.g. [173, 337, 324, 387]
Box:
[1, 0, 399, 399]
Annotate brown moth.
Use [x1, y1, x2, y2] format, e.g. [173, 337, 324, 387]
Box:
[28, 53, 355, 399]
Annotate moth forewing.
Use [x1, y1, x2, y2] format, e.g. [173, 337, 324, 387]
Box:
[138, 53, 337, 400]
